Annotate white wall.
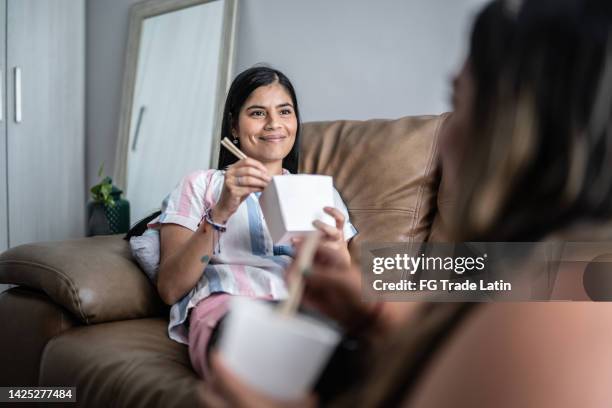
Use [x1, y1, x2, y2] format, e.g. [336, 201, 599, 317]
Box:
[86, 0, 488, 189]
[236, 0, 487, 122]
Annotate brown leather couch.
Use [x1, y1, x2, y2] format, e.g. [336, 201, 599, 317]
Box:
[0, 114, 449, 407]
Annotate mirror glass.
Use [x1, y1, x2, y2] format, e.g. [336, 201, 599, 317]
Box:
[116, 0, 236, 222]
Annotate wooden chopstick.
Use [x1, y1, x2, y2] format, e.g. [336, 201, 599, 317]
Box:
[279, 232, 321, 316]
[221, 137, 248, 160]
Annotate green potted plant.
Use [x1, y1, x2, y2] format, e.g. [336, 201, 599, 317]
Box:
[87, 164, 130, 236]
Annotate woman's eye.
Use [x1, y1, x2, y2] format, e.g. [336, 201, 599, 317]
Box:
[250, 111, 265, 117]
[280, 109, 293, 115]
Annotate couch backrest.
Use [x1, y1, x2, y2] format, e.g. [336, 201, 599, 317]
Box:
[299, 114, 448, 259]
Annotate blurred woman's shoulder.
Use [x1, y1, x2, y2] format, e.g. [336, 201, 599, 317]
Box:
[406, 302, 612, 407]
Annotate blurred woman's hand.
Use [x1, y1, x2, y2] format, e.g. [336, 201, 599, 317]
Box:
[304, 245, 374, 332]
[286, 239, 373, 334]
[198, 352, 316, 408]
[289, 241, 411, 340]
[214, 158, 271, 222]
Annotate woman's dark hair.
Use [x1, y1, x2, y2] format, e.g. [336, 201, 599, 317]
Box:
[452, 0, 612, 241]
[217, 66, 301, 173]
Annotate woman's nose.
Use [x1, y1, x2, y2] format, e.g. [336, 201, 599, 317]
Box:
[264, 113, 281, 130]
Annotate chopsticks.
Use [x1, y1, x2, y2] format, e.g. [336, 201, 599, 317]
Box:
[278, 232, 321, 316]
[221, 137, 248, 160]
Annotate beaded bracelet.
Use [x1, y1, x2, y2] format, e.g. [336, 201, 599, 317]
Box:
[201, 208, 227, 232]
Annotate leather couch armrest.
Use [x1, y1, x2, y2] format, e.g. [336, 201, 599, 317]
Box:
[0, 287, 79, 385]
[0, 235, 166, 324]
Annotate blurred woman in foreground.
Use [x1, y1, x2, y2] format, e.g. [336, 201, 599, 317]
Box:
[203, 0, 612, 406]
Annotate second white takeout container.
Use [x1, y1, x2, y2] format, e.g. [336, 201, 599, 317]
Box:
[218, 297, 341, 400]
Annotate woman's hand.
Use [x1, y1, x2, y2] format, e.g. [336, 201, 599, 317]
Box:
[214, 158, 271, 223]
[290, 241, 408, 341]
[197, 352, 317, 408]
[295, 242, 375, 333]
[293, 206, 352, 269]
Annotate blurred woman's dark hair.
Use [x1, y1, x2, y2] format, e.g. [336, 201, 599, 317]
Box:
[452, 0, 612, 241]
[217, 66, 301, 173]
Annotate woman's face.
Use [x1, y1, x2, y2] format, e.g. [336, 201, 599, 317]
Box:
[440, 59, 476, 184]
[232, 82, 297, 169]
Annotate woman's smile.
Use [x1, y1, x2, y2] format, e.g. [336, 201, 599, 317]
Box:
[258, 134, 287, 142]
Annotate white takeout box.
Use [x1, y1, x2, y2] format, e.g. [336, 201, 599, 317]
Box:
[259, 175, 335, 244]
[218, 297, 341, 400]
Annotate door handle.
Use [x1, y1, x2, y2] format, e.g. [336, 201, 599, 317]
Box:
[0, 68, 3, 122]
[131, 105, 146, 151]
[14, 67, 21, 123]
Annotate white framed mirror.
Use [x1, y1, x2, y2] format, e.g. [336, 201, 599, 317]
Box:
[114, 0, 237, 223]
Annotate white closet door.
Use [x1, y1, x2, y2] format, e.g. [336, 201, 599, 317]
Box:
[0, 0, 7, 253]
[6, 0, 85, 247]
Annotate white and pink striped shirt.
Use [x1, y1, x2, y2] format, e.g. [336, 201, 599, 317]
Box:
[148, 169, 357, 344]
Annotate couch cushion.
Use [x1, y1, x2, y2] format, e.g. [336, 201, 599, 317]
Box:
[300, 115, 447, 258]
[39, 318, 202, 408]
[0, 235, 166, 324]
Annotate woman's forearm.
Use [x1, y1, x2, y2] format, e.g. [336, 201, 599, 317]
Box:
[157, 221, 216, 305]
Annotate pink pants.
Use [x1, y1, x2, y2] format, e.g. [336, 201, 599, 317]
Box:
[188, 293, 232, 379]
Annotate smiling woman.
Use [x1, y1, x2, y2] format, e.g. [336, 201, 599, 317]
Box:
[132, 66, 358, 380]
[218, 67, 301, 174]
